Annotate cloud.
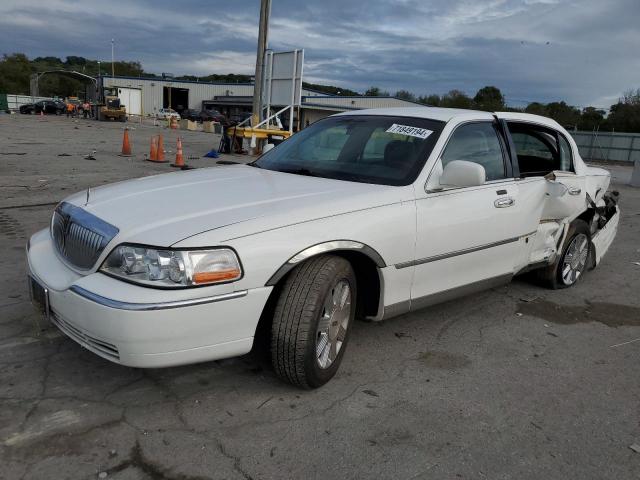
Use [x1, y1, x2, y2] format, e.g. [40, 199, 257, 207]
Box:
[0, 0, 638, 108]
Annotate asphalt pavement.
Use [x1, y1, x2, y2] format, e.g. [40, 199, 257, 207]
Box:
[1, 114, 639, 480]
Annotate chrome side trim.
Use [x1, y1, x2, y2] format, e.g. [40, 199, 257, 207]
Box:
[266, 240, 386, 286]
[394, 232, 537, 269]
[69, 285, 248, 311]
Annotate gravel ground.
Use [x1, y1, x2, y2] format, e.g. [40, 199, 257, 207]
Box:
[1, 114, 639, 480]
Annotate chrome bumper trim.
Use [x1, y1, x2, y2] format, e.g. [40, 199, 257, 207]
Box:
[69, 285, 248, 311]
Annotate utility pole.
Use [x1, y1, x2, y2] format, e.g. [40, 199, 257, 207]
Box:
[252, 0, 271, 127]
[111, 38, 115, 77]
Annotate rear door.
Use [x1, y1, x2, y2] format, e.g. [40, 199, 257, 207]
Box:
[409, 120, 533, 308]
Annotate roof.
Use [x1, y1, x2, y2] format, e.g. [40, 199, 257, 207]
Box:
[337, 106, 494, 122]
[105, 75, 253, 86]
[338, 107, 564, 129]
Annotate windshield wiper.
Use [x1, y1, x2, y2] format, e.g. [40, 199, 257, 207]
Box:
[277, 167, 320, 177]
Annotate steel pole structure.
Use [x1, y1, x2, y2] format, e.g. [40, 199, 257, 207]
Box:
[111, 39, 115, 77]
[252, 0, 271, 127]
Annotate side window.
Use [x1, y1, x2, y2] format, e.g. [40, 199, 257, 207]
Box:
[441, 123, 506, 181]
[558, 135, 573, 171]
[508, 123, 575, 176]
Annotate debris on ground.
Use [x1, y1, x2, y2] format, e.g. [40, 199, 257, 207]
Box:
[57, 153, 72, 157]
[629, 443, 640, 454]
[363, 389, 379, 397]
[520, 296, 539, 303]
[394, 332, 411, 338]
[610, 337, 640, 348]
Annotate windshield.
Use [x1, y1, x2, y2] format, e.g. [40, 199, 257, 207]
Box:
[254, 115, 445, 186]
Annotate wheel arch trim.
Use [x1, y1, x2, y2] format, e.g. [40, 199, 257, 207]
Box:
[265, 240, 386, 286]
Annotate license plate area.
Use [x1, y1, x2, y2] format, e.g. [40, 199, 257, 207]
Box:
[28, 275, 50, 324]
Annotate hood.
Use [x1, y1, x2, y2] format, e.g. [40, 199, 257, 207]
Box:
[65, 165, 406, 246]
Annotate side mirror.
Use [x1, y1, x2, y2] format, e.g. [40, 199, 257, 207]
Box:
[440, 160, 485, 188]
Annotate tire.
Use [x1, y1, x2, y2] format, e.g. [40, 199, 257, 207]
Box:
[537, 219, 591, 289]
[271, 255, 357, 388]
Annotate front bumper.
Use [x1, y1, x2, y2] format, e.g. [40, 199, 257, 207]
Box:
[27, 229, 272, 368]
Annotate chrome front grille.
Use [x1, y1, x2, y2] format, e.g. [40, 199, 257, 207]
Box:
[51, 202, 119, 270]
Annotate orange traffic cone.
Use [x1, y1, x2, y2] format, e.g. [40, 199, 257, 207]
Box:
[120, 127, 132, 157]
[171, 137, 193, 169]
[157, 134, 166, 162]
[148, 135, 158, 161]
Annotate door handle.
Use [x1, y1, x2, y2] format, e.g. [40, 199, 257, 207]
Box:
[568, 187, 582, 196]
[494, 197, 515, 208]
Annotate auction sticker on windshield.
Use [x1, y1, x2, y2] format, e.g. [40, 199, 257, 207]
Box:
[385, 124, 433, 139]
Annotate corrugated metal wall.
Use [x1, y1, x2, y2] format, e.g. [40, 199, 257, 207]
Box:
[103, 77, 253, 115]
[570, 131, 640, 163]
[5, 94, 55, 111]
[101, 77, 328, 116]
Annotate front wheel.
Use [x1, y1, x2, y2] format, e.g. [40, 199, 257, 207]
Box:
[538, 219, 591, 289]
[271, 255, 356, 388]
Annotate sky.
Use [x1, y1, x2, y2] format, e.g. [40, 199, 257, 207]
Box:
[1, 0, 638, 109]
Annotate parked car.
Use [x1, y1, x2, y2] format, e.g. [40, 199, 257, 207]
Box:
[181, 108, 227, 123]
[230, 112, 253, 124]
[156, 108, 180, 120]
[19, 100, 63, 115]
[27, 108, 619, 388]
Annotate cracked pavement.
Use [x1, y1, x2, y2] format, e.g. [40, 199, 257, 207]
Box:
[1, 115, 639, 479]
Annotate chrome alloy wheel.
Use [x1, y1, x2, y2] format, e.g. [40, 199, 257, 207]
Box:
[315, 280, 351, 369]
[561, 233, 589, 286]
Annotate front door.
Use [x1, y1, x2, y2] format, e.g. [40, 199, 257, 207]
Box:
[409, 121, 526, 309]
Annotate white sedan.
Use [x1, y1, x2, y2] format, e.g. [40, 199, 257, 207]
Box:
[156, 107, 180, 120]
[27, 108, 620, 388]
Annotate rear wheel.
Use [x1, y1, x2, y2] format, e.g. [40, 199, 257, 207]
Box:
[538, 219, 591, 289]
[271, 255, 356, 388]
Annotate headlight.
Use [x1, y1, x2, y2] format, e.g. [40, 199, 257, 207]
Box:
[100, 245, 242, 288]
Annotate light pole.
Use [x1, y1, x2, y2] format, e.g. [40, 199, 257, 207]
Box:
[97, 61, 101, 77]
[252, 0, 271, 127]
[111, 38, 115, 77]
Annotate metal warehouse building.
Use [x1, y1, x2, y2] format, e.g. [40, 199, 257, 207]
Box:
[100, 75, 423, 125]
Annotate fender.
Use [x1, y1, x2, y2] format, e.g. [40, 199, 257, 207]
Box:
[265, 240, 386, 286]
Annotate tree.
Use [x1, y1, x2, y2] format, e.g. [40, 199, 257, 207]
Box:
[440, 89, 473, 109]
[364, 86, 389, 96]
[544, 101, 581, 128]
[578, 107, 605, 131]
[473, 85, 505, 111]
[417, 94, 440, 106]
[606, 89, 640, 133]
[395, 89, 416, 101]
[525, 102, 547, 116]
[0, 53, 32, 94]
